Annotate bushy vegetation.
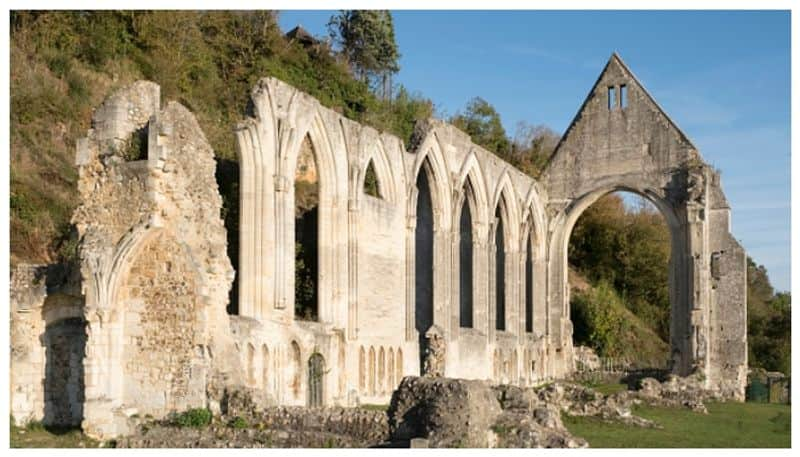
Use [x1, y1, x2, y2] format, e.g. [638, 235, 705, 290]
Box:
[746, 259, 791, 374]
[571, 279, 669, 366]
[450, 98, 558, 178]
[173, 408, 213, 428]
[569, 194, 671, 342]
[10, 11, 432, 266]
[229, 416, 249, 429]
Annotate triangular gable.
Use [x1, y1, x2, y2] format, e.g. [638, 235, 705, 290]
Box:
[548, 53, 696, 165]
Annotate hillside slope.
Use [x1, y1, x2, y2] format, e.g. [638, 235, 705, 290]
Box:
[569, 267, 669, 368]
[10, 11, 432, 266]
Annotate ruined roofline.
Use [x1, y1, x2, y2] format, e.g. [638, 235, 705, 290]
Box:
[241, 76, 544, 190]
[546, 52, 700, 171]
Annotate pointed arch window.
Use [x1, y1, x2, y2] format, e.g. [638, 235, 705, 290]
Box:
[414, 161, 434, 335]
[295, 135, 319, 321]
[363, 159, 382, 199]
[459, 182, 474, 328]
[525, 227, 534, 333]
[495, 204, 506, 331]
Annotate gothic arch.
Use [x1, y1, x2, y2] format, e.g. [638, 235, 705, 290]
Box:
[490, 170, 521, 243]
[409, 155, 450, 226]
[520, 184, 547, 258]
[489, 171, 521, 335]
[357, 138, 399, 204]
[453, 151, 490, 229]
[405, 137, 453, 343]
[519, 184, 548, 337]
[283, 113, 344, 324]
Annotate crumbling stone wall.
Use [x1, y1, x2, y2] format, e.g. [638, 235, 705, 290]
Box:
[10, 264, 49, 425]
[119, 232, 204, 415]
[70, 81, 237, 438]
[10, 263, 84, 427]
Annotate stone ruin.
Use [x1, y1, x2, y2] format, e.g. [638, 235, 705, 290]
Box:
[10, 53, 748, 440]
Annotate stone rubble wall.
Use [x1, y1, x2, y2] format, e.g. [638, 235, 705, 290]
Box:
[388, 376, 587, 448]
[10, 264, 49, 425]
[10, 263, 84, 427]
[69, 80, 238, 438]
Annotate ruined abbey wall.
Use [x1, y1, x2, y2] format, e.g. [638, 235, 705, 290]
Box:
[9, 54, 748, 439]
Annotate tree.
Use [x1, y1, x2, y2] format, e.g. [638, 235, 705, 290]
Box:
[511, 121, 560, 177]
[327, 10, 400, 99]
[451, 97, 511, 156]
[746, 258, 791, 374]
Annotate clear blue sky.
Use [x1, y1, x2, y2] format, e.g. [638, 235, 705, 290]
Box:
[278, 10, 791, 292]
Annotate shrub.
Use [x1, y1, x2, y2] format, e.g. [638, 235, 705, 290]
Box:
[570, 281, 630, 358]
[229, 416, 248, 429]
[174, 408, 212, 428]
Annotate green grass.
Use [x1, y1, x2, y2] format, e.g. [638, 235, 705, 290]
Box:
[358, 404, 389, 412]
[564, 401, 791, 448]
[588, 382, 628, 396]
[10, 422, 103, 448]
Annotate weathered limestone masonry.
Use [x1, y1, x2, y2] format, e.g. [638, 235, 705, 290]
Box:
[8, 53, 747, 439]
[542, 55, 747, 398]
[70, 81, 238, 437]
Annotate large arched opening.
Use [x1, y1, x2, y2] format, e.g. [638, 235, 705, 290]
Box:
[566, 189, 680, 370]
[458, 180, 476, 329]
[493, 202, 507, 331]
[414, 160, 435, 337]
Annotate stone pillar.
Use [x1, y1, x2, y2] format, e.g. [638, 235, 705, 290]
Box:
[347, 194, 360, 340]
[422, 325, 446, 378]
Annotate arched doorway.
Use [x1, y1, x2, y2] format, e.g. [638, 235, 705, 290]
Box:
[307, 353, 325, 407]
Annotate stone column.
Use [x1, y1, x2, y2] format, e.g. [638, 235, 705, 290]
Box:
[347, 193, 360, 340]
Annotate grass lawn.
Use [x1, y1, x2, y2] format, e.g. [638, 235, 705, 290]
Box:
[583, 382, 628, 396]
[358, 404, 389, 412]
[564, 401, 791, 448]
[10, 422, 103, 448]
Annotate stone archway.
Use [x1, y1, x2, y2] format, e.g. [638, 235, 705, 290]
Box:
[543, 53, 747, 395]
[556, 186, 686, 369]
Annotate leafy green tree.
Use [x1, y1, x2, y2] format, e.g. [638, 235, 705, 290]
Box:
[451, 97, 511, 156]
[327, 10, 400, 99]
[746, 258, 791, 374]
[367, 85, 433, 143]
